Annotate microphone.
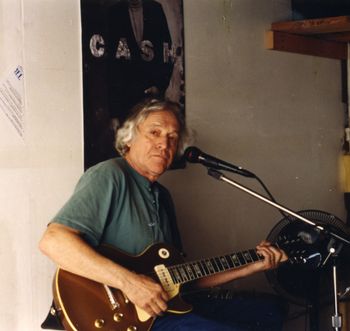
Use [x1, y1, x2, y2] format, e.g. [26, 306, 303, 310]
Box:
[184, 146, 255, 178]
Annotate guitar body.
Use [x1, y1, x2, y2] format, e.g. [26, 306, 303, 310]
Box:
[52, 237, 309, 330]
[53, 243, 192, 331]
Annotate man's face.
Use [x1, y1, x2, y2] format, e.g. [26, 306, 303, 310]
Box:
[125, 110, 180, 182]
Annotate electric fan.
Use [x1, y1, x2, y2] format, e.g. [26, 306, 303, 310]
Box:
[265, 210, 350, 306]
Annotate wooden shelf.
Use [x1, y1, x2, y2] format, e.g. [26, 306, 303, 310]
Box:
[266, 16, 350, 59]
[271, 16, 350, 35]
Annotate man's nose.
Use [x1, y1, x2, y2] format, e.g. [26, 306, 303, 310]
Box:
[157, 136, 169, 149]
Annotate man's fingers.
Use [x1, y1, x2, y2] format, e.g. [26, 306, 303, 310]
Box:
[256, 242, 288, 269]
[127, 275, 169, 317]
[143, 298, 168, 317]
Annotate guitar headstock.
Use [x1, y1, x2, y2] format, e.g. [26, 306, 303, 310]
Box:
[265, 210, 350, 306]
[276, 232, 323, 269]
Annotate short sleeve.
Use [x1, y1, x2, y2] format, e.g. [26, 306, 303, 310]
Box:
[52, 164, 119, 246]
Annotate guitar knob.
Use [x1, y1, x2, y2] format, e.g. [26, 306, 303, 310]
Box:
[113, 313, 123, 322]
[94, 319, 105, 328]
[127, 326, 137, 331]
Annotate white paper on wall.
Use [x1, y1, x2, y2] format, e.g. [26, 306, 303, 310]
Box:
[0, 65, 24, 139]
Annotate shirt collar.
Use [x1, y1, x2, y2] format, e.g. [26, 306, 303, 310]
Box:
[122, 157, 155, 190]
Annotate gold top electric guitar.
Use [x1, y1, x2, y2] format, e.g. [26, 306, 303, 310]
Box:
[52, 241, 307, 331]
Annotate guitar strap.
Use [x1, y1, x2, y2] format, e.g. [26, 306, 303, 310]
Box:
[41, 300, 64, 330]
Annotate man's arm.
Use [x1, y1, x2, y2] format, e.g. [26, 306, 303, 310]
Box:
[194, 241, 287, 288]
[39, 223, 168, 317]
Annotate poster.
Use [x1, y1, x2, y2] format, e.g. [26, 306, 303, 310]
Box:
[81, 0, 185, 169]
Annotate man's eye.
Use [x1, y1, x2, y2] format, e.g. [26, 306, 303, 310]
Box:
[169, 135, 179, 143]
[169, 135, 178, 140]
[150, 130, 160, 136]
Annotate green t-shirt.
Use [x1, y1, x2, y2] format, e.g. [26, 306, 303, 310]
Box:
[53, 157, 182, 255]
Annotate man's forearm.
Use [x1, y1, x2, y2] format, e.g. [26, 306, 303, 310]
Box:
[39, 223, 131, 289]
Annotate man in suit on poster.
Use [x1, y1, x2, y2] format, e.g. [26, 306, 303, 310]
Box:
[107, 0, 174, 123]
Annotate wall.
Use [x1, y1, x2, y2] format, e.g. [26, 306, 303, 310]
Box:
[0, 0, 345, 330]
[160, 1, 345, 330]
[0, 1, 83, 330]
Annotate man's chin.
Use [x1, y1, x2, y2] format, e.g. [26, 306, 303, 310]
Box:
[150, 162, 168, 175]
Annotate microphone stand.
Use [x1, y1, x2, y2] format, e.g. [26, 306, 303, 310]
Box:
[207, 168, 350, 331]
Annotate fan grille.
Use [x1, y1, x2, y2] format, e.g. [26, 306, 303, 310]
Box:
[265, 210, 350, 306]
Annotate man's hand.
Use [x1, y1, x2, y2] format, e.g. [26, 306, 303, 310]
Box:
[122, 272, 169, 317]
[255, 240, 288, 271]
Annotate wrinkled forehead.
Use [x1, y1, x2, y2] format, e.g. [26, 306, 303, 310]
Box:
[139, 109, 181, 131]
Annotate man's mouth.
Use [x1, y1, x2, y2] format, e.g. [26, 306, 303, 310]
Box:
[152, 154, 168, 161]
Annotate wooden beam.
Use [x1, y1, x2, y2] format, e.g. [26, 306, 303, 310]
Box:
[319, 31, 350, 43]
[271, 16, 350, 35]
[265, 31, 347, 60]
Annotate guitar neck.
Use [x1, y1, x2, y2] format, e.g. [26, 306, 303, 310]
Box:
[167, 248, 264, 285]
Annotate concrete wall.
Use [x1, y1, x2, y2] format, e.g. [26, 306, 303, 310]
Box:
[0, 0, 345, 330]
[160, 1, 345, 330]
[0, 1, 83, 330]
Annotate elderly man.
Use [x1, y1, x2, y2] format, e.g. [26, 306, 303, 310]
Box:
[39, 98, 286, 331]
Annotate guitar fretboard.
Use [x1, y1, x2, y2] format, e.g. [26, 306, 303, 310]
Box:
[167, 249, 263, 284]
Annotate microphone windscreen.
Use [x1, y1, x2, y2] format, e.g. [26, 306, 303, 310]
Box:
[184, 146, 201, 163]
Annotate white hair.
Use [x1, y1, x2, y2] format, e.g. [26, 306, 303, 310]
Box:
[115, 98, 192, 157]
